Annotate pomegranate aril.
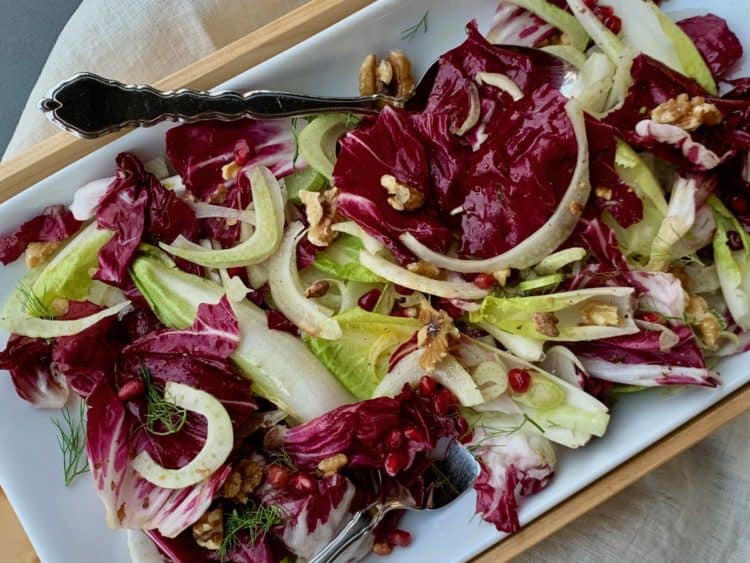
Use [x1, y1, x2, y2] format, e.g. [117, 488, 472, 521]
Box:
[403, 426, 425, 443]
[387, 530, 412, 547]
[640, 311, 664, 324]
[433, 388, 457, 414]
[266, 465, 291, 489]
[384, 452, 406, 475]
[289, 472, 315, 494]
[508, 368, 532, 393]
[394, 284, 413, 296]
[418, 375, 438, 397]
[117, 379, 145, 401]
[357, 288, 382, 312]
[727, 230, 744, 251]
[729, 194, 749, 214]
[473, 273, 495, 290]
[385, 429, 403, 450]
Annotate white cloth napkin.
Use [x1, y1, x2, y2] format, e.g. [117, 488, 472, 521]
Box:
[3, 1, 749, 562]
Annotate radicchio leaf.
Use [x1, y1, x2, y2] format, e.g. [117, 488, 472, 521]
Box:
[123, 297, 240, 360]
[165, 119, 301, 201]
[677, 15, 743, 80]
[0, 335, 68, 408]
[472, 427, 555, 533]
[0, 205, 81, 265]
[94, 153, 198, 286]
[86, 380, 230, 538]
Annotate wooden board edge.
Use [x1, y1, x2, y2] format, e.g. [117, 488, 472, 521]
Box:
[472, 383, 750, 562]
[0, 0, 374, 204]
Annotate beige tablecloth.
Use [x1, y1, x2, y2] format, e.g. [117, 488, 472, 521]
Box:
[2, 1, 749, 562]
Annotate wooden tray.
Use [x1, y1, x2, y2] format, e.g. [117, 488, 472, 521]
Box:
[0, 1, 748, 561]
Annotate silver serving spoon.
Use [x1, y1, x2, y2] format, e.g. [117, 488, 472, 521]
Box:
[38, 46, 576, 139]
[308, 440, 481, 563]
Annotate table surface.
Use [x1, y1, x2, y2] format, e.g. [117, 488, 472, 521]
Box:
[0, 2, 81, 558]
[0, 0, 81, 156]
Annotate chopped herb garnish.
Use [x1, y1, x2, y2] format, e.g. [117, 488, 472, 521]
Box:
[401, 10, 428, 41]
[18, 283, 54, 319]
[52, 402, 89, 486]
[220, 503, 285, 559]
[266, 447, 296, 470]
[141, 366, 188, 436]
[469, 414, 545, 452]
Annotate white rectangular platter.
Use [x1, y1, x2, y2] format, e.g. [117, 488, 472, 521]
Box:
[0, 0, 747, 562]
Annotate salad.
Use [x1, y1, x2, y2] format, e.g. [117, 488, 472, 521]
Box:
[1, 1, 748, 561]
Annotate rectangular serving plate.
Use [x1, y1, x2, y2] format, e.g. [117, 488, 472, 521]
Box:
[0, 1, 748, 562]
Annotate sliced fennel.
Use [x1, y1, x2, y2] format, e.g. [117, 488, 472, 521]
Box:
[399, 100, 590, 272]
[506, 0, 589, 52]
[161, 166, 284, 268]
[570, 52, 615, 115]
[298, 114, 351, 181]
[358, 251, 490, 300]
[470, 287, 638, 341]
[374, 349, 484, 407]
[534, 247, 587, 275]
[479, 322, 545, 362]
[647, 176, 697, 271]
[305, 307, 420, 400]
[571, 0, 717, 94]
[131, 382, 233, 489]
[285, 167, 327, 203]
[565, 0, 624, 63]
[130, 252, 354, 422]
[0, 280, 129, 338]
[540, 45, 587, 69]
[269, 222, 342, 340]
[517, 273, 565, 293]
[31, 221, 113, 308]
[471, 360, 509, 402]
[710, 196, 750, 330]
[539, 345, 589, 388]
[457, 338, 609, 448]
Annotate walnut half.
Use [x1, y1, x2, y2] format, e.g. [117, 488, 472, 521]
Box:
[417, 302, 460, 372]
[380, 174, 424, 211]
[221, 459, 263, 504]
[192, 508, 223, 551]
[359, 51, 415, 99]
[299, 188, 339, 247]
[651, 93, 722, 132]
[685, 294, 721, 350]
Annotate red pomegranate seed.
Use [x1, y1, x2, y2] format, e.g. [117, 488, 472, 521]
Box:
[265, 465, 291, 489]
[387, 530, 412, 547]
[394, 284, 413, 296]
[289, 473, 315, 494]
[357, 289, 382, 312]
[728, 230, 744, 251]
[473, 273, 495, 290]
[508, 368, 532, 393]
[403, 426, 425, 443]
[117, 379, 145, 401]
[233, 139, 253, 166]
[385, 429, 403, 450]
[384, 452, 406, 475]
[433, 388, 457, 414]
[729, 194, 749, 214]
[418, 375, 438, 397]
[639, 311, 664, 324]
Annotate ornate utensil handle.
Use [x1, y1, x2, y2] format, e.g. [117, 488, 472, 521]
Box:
[39, 73, 387, 138]
[308, 504, 384, 563]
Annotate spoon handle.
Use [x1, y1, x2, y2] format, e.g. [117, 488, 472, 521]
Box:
[38, 73, 392, 139]
[308, 504, 384, 563]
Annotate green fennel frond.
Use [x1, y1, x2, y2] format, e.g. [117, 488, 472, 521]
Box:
[52, 402, 89, 486]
